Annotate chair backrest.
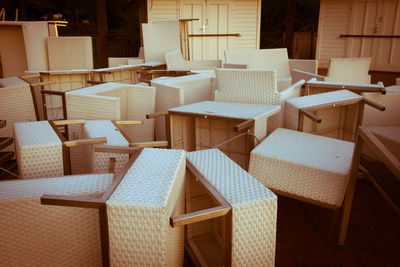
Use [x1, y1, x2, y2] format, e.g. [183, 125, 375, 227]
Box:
[164, 49, 187, 70]
[224, 48, 291, 79]
[327, 57, 371, 84]
[215, 68, 279, 104]
[142, 20, 180, 63]
[0, 173, 113, 266]
[151, 74, 213, 140]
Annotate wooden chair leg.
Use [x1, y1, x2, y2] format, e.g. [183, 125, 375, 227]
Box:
[338, 135, 364, 245]
[328, 207, 342, 241]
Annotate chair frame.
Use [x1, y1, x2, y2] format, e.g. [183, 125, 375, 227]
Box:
[339, 126, 400, 245]
[41, 148, 233, 267]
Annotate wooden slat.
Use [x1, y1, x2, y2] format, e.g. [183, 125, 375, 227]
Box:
[40, 194, 105, 208]
[146, 111, 168, 119]
[94, 145, 142, 154]
[113, 120, 143, 125]
[233, 119, 253, 132]
[171, 205, 231, 227]
[63, 137, 107, 147]
[362, 98, 385, 111]
[52, 119, 85, 126]
[41, 90, 66, 96]
[129, 141, 168, 148]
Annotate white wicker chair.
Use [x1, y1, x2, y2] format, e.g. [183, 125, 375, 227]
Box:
[215, 68, 304, 134]
[186, 149, 277, 266]
[0, 173, 113, 266]
[249, 128, 355, 244]
[164, 49, 222, 74]
[150, 74, 215, 140]
[284, 90, 364, 142]
[361, 85, 400, 160]
[66, 82, 156, 143]
[0, 76, 36, 152]
[292, 57, 372, 85]
[224, 48, 317, 90]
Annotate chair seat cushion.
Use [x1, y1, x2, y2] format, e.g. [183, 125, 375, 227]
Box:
[249, 128, 354, 208]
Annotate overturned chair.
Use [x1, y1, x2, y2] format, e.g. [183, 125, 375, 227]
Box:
[10, 147, 279, 266]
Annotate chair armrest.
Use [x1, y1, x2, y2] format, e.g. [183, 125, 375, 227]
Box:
[223, 63, 248, 69]
[291, 69, 326, 84]
[279, 79, 305, 100]
[289, 59, 318, 74]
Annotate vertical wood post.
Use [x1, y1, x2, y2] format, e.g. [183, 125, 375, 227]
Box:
[97, 0, 109, 68]
[285, 0, 296, 58]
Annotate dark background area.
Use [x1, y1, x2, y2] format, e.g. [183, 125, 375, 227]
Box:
[2, 0, 319, 67]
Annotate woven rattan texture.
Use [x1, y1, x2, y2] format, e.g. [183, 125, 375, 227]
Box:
[285, 90, 362, 140]
[362, 87, 400, 127]
[42, 72, 90, 120]
[369, 126, 400, 160]
[215, 69, 300, 133]
[187, 149, 277, 266]
[14, 121, 63, 178]
[152, 74, 213, 141]
[0, 173, 113, 266]
[66, 83, 155, 142]
[327, 57, 371, 84]
[82, 120, 129, 174]
[0, 77, 36, 151]
[249, 128, 354, 207]
[107, 148, 185, 266]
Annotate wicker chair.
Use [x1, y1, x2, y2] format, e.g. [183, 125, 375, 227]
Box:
[224, 48, 317, 91]
[150, 74, 215, 140]
[215, 68, 304, 134]
[185, 149, 277, 266]
[249, 128, 355, 244]
[292, 57, 372, 85]
[66, 82, 156, 143]
[0, 173, 113, 265]
[164, 49, 222, 74]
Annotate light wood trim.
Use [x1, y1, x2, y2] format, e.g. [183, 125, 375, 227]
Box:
[171, 205, 230, 227]
[129, 141, 168, 148]
[146, 111, 168, 119]
[40, 195, 105, 208]
[362, 98, 385, 111]
[20, 74, 40, 79]
[52, 119, 85, 126]
[113, 120, 143, 125]
[41, 90, 66, 96]
[94, 145, 142, 154]
[186, 160, 231, 208]
[108, 157, 116, 173]
[63, 137, 107, 147]
[305, 80, 386, 94]
[30, 80, 57, 87]
[233, 119, 253, 132]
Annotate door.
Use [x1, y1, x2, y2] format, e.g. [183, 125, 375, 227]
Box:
[180, 0, 230, 61]
[346, 0, 400, 71]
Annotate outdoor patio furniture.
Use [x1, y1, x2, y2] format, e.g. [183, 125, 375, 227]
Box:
[0, 76, 37, 152]
[284, 89, 384, 142]
[108, 47, 144, 67]
[224, 48, 317, 91]
[0, 173, 113, 266]
[150, 74, 215, 140]
[215, 68, 304, 134]
[292, 57, 372, 85]
[91, 65, 143, 85]
[66, 82, 156, 142]
[164, 49, 222, 74]
[46, 36, 94, 70]
[303, 78, 385, 96]
[361, 85, 400, 160]
[185, 149, 277, 266]
[13, 120, 106, 179]
[41, 147, 186, 266]
[248, 128, 355, 243]
[339, 126, 400, 245]
[150, 101, 280, 169]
